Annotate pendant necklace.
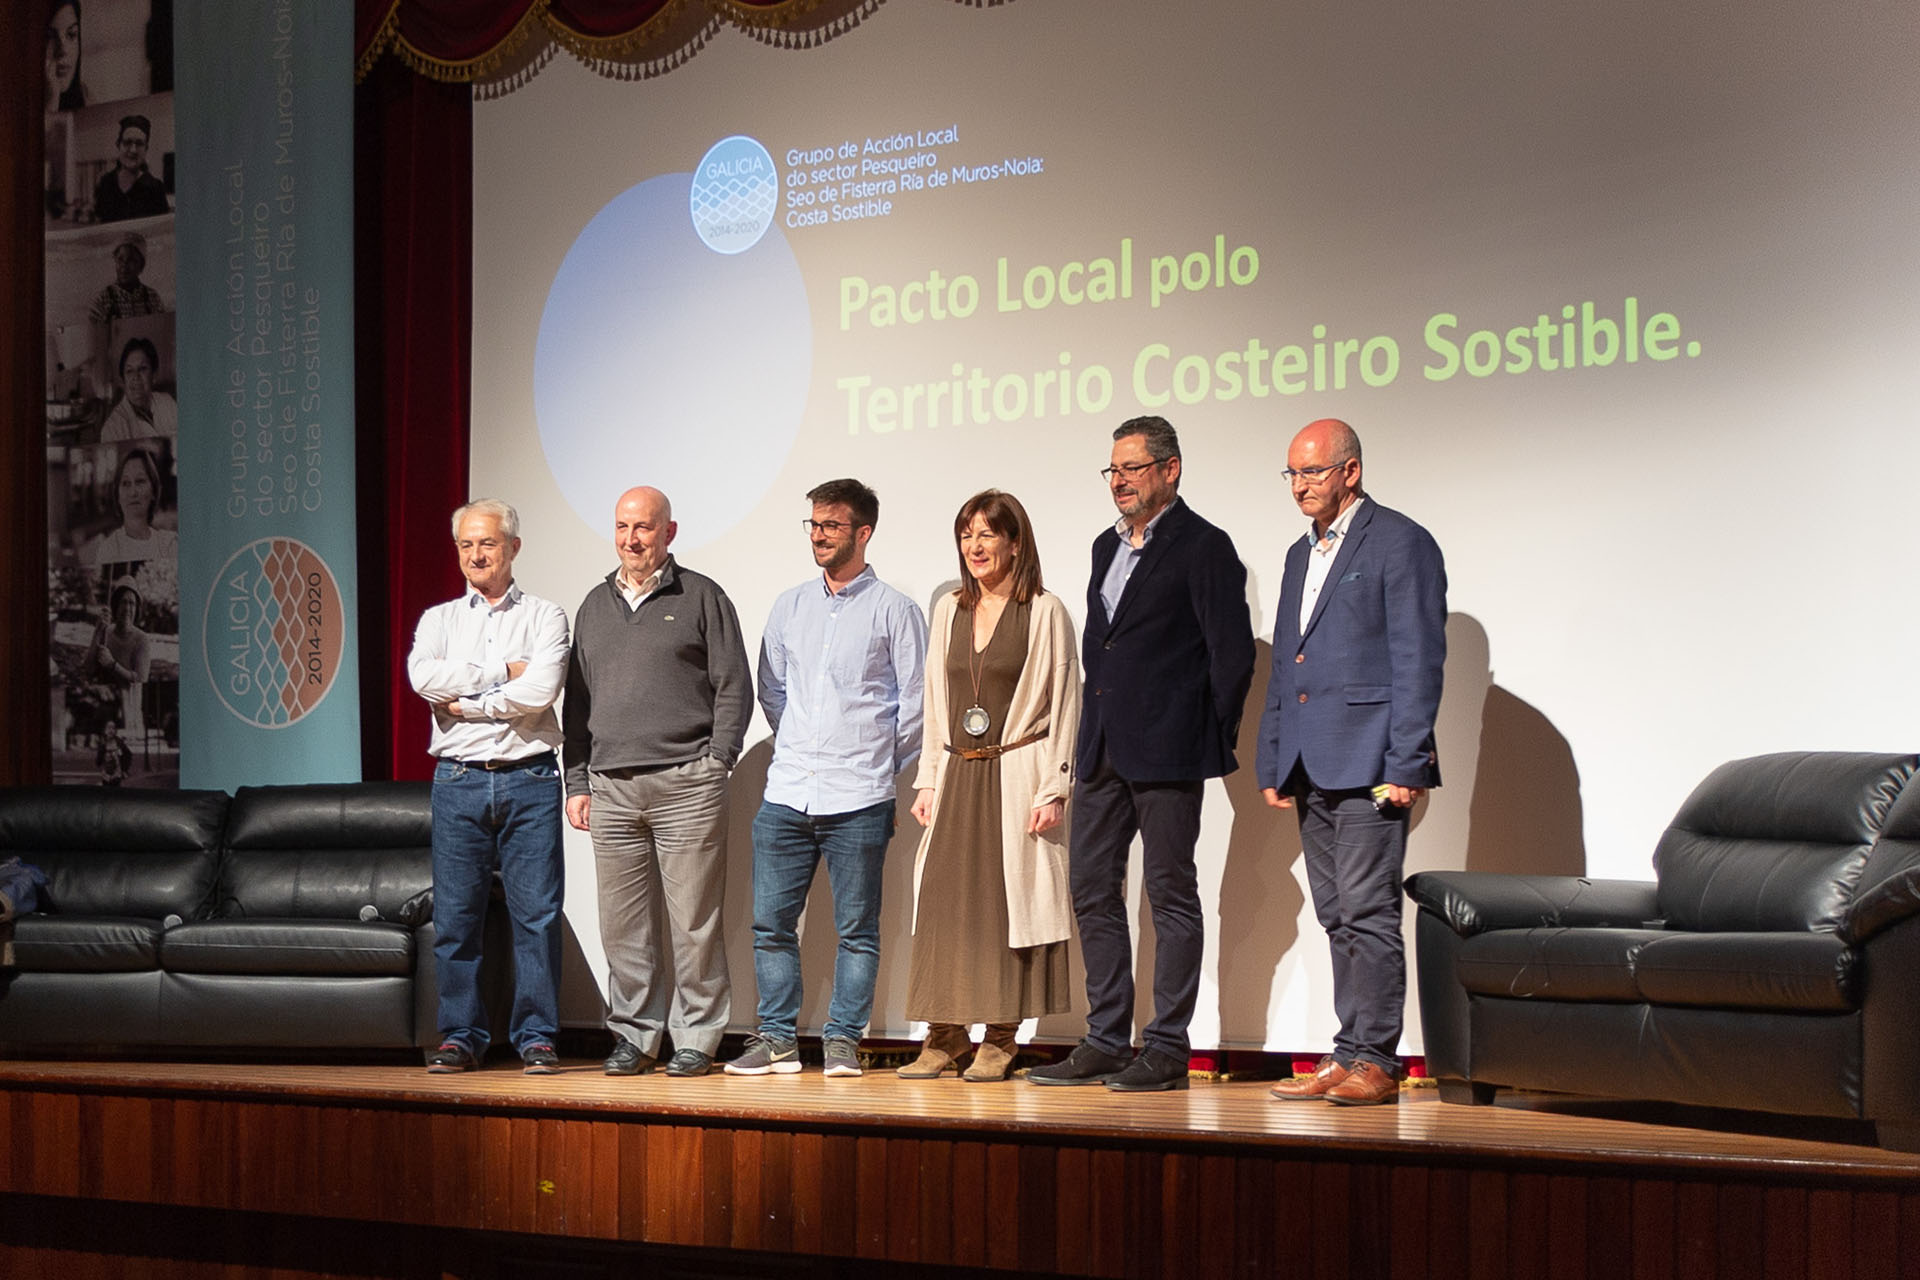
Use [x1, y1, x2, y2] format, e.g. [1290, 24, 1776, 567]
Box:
[963, 605, 993, 737]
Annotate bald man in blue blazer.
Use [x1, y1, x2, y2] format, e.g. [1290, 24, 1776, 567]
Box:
[1258, 418, 1446, 1106]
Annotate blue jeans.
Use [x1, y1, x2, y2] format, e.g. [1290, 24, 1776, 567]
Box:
[750, 799, 895, 1043]
[431, 755, 565, 1054]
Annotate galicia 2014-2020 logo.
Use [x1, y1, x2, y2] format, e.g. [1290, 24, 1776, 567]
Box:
[689, 135, 777, 254]
[203, 538, 345, 728]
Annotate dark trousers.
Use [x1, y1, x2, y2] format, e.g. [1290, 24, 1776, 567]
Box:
[1069, 748, 1205, 1058]
[1291, 769, 1408, 1071]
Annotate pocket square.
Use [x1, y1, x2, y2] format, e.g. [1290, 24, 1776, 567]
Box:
[1340, 571, 1364, 583]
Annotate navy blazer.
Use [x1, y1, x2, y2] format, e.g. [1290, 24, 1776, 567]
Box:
[1078, 497, 1255, 783]
[1256, 498, 1446, 794]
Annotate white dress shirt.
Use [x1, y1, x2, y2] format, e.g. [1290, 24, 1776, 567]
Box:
[407, 582, 569, 762]
[1298, 496, 1366, 635]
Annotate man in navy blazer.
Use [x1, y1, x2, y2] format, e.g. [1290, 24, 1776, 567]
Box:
[1029, 416, 1254, 1093]
[1258, 418, 1446, 1106]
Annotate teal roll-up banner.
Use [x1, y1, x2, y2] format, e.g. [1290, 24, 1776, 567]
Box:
[174, 1, 360, 787]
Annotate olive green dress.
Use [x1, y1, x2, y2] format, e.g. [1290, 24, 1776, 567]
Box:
[905, 599, 1070, 1023]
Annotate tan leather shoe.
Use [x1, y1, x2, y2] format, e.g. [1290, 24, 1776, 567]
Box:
[896, 1024, 970, 1079]
[961, 1039, 1015, 1082]
[1270, 1055, 1348, 1101]
[1324, 1060, 1400, 1106]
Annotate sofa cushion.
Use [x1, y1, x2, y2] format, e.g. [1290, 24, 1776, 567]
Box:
[1654, 752, 1915, 932]
[0, 787, 229, 919]
[1456, 928, 1666, 1001]
[161, 919, 414, 977]
[8, 915, 163, 972]
[1849, 773, 1920, 943]
[217, 783, 433, 921]
[1632, 931, 1857, 1012]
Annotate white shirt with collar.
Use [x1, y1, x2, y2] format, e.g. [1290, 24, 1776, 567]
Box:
[1298, 496, 1367, 635]
[407, 581, 570, 763]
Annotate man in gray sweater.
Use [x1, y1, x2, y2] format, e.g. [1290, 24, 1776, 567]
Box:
[563, 485, 752, 1077]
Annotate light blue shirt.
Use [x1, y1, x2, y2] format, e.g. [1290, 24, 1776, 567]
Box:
[760, 566, 929, 814]
[1099, 503, 1174, 619]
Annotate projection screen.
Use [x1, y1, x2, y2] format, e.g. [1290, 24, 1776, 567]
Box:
[469, 0, 1920, 1050]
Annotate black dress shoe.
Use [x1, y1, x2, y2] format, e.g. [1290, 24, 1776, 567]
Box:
[1026, 1040, 1132, 1086]
[664, 1048, 713, 1077]
[427, 1040, 479, 1073]
[1105, 1048, 1190, 1092]
[604, 1040, 655, 1076]
[521, 1042, 561, 1074]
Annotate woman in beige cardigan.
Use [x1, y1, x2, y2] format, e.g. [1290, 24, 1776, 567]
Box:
[899, 490, 1081, 1082]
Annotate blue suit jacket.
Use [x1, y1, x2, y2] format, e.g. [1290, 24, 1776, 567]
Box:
[1255, 498, 1446, 794]
[1078, 497, 1255, 783]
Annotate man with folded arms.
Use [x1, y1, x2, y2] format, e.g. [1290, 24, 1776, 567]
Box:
[724, 479, 926, 1079]
[565, 486, 751, 1078]
[409, 499, 570, 1075]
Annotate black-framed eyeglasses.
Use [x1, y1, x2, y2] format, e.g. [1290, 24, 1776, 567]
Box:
[801, 519, 854, 535]
[1098, 459, 1165, 483]
[1281, 459, 1352, 483]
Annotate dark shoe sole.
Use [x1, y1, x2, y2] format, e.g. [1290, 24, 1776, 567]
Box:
[1027, 1072, 1117, 1086]
[523, 1062, 560, 1075]
[1326, 1091, 1398, 1106]
[426, 1061, 476, 1074]
[1106, 1075, 1190, 1093]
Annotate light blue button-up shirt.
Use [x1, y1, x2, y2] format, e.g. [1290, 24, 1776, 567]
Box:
[759, 566, 929, 815]
[1099, 502, 1174, 619]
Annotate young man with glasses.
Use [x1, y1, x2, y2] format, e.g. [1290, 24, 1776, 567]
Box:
[725, 480, 927, 1078]
[1029, 416, 1254, 1092]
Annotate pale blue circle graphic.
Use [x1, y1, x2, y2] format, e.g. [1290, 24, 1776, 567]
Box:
[690, 135, 778, 254]
[535, 174, 812, 550]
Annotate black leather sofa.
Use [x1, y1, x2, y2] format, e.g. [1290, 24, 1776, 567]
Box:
[0, 782, 438, 1051]
[1407, 751, 1920, 1149]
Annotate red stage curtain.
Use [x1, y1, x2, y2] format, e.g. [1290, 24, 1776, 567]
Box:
[353, 58, 474, 781]
[0, 4, 51, 785]
[356, 1, 890, 82]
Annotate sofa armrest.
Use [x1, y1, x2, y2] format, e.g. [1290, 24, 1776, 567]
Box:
[1848, 838, 1920, 943]
[1404, 871, 1660, 938]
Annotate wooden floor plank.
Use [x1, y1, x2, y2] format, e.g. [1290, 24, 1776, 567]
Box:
[2, 1059, 1911, 1183]
[4, 1056, 1918, 1279]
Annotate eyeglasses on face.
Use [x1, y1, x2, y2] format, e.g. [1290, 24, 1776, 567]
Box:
[801, 519, 854, 535]
[1281, 458, 1352, 483]
[1098, 459, 1165, 483]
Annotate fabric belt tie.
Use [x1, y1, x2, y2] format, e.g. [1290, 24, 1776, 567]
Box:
[945, 729, 1048, 761]
[443, 752, 556, 772]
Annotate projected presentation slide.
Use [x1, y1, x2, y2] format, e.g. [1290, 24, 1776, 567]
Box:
[471, 0, 1920, 1048]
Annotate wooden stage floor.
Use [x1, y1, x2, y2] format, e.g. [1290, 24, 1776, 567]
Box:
[5, 1055, 1920, 1278]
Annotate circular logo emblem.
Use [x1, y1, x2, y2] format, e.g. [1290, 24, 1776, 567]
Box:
[202, 538, 345, 728]
[689, 135, 777, 254]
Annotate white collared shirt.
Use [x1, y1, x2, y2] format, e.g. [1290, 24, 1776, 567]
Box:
[1298, 497, 1367, 635]
[407, 582, 570, 762]
[616, 564, 667, 609]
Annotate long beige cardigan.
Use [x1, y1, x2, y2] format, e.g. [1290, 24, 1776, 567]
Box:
[910, 589, 1082, 949]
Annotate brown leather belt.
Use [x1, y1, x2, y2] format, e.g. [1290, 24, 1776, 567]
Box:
[945, 729, 1048, 761]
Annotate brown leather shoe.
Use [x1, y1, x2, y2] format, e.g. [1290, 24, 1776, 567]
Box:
[1324, 1060, 1399, 1106]
[1270, 1055, 1348, 1101]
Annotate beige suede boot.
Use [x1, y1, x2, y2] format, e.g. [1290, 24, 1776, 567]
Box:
[961, 1023, 1018, 1082]
[896, 1023, 970, 1078]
